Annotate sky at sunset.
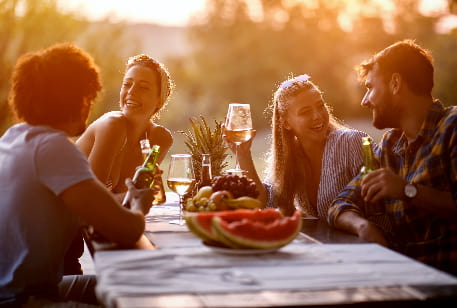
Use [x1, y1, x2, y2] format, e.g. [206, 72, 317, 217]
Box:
[61, 0, 207, 26]
[60, 0, 456, 31]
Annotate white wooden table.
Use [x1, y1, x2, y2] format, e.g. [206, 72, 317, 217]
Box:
[93, 195, 457, 308]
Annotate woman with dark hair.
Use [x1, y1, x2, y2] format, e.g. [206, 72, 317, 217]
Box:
[77, 54, 174, 193]
[226, 74, 371, 218]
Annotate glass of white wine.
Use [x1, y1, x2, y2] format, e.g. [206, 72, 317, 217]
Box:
[167, 154, 196, 225]
[224, 103, 253, 174]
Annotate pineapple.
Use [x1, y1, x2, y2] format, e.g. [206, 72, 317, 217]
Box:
[180, 116, 229, 185]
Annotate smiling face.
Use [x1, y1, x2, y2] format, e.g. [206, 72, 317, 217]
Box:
[361, 63, 399, 129]
[120, 64, 160, 119]
[283, 88, 329, 146]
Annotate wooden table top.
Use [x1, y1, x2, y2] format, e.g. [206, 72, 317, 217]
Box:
[91, 199, 457, 308]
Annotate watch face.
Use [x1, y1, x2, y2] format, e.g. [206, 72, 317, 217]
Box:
[405, 183, 417, 198]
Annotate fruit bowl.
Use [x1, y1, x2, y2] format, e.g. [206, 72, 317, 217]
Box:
[184, 174, 263, 212]
[184, 209, 302, 250]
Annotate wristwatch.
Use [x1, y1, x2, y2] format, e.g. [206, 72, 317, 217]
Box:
[404, 182, 417, 201]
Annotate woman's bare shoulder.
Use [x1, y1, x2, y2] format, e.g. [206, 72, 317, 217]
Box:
[91, 112, 128, 134]
[150, 123, 173, 147]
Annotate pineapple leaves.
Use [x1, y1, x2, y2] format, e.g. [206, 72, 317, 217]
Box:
[179, 116, 229, 182]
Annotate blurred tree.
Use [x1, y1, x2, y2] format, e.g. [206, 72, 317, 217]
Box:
[167, 0, 361, 130]
[167, 0, 457, 131]
[0, 0, 138, 135]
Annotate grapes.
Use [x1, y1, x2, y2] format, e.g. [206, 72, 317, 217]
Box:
[211, 174, 259, 199]
[184, 175, 259, 212]
[184, 196, 216, 212]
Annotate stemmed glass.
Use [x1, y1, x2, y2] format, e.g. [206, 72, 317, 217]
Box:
[224, 103, 253, 174]
[167, 154, 196, 225]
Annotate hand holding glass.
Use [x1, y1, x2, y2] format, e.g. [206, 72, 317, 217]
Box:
[224, 103, 253, 174]
[167, 154, 195, 225]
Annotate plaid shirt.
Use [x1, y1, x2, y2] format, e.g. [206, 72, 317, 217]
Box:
[328, 101, 457, 275]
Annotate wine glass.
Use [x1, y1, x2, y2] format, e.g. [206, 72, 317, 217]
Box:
[224, 103, 253, 175]
[167, 154, 196, 225]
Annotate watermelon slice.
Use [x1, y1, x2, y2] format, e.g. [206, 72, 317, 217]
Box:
[184, 209, 282, 245]
[212, 210, 302, 249]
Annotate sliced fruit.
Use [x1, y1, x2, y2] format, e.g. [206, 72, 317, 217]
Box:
[184, 209, 282, 245]
[212, 210, 302, 249]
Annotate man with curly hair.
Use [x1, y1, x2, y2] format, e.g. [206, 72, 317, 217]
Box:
[0, 43, 155, 306]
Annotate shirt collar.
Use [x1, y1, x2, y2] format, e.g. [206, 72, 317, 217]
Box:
[391, 99, 444, 154]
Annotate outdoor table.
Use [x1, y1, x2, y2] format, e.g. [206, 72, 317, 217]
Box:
[92, 194, 457, 308]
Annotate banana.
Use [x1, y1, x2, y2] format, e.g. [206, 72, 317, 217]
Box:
[196, 186, 213, 199]
[223, 196, 262, 209]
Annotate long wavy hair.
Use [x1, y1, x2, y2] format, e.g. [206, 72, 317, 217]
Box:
[265, 75, 344, 216]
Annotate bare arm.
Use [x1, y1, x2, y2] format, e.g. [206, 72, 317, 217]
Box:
[150, 124, 173, 164]
[60, 178, 154, 246]
[334, 210, 388, 246]
[223, 129, 267, 205]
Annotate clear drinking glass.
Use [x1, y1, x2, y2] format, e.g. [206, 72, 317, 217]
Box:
[224, 103, 253, 174]
[167, 154, 196, 225]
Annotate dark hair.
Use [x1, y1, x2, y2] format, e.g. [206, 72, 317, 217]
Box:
[356, 39, 434, 97]
[8, 43, 102, 126]
[125, 54, 174, 115]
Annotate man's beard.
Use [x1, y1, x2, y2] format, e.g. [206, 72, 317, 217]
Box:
[372, 92, 399, 130]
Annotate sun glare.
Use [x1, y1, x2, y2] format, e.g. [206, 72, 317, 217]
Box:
[61, 0, 206, 25]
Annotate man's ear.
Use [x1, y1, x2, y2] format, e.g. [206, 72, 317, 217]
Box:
[390, 73, 402, 95]
[283, 119, 291, 130]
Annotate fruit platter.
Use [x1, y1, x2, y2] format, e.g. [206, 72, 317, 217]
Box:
[184, 174, 302, 251]
[184, 174, 262, 212]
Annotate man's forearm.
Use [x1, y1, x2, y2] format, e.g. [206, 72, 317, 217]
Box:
[334, 210, 388, 246]
[334, 210, 367, 235]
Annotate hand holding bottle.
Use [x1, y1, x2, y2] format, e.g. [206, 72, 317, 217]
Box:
[124, 178, 156, 215]
[122, 144, 162, 207]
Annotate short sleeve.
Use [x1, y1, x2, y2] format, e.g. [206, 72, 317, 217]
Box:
[36, 134, 94, 195]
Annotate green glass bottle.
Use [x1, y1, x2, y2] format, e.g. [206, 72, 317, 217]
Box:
[122, 145, 160, 208]
[360, 137, 378, 178]
[360, 137, 384, 216]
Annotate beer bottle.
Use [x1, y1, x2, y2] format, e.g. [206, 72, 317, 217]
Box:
[360, 137, 378, 178]
[360, 137, 384, 215]
[122, 145, 161, 208]
[152, 172, 166, 206]
[198, 154, 212, 188]
[140, 139, 151, 161]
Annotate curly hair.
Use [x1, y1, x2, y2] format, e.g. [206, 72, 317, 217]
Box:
[356, 39, 434, 97]
[125, 54, 174, 117]
[8, 43, 102, 126]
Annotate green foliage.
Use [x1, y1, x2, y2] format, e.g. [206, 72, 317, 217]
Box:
[167, 0, 457, 131]
[180, 116, 229, 182]
[0, 0, 140, 135]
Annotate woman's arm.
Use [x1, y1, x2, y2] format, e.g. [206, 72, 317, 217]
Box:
[223, 129, 268, 205]
[149, 124, 173, 164]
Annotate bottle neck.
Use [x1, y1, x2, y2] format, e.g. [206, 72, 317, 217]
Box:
[143, 145, 160, 170]
[362, 144, 376, 171]
[199, 155, 212, 187]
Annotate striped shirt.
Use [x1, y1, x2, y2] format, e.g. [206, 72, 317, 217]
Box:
[266, 129, 368, 219]
[328, 101, 457, 275]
